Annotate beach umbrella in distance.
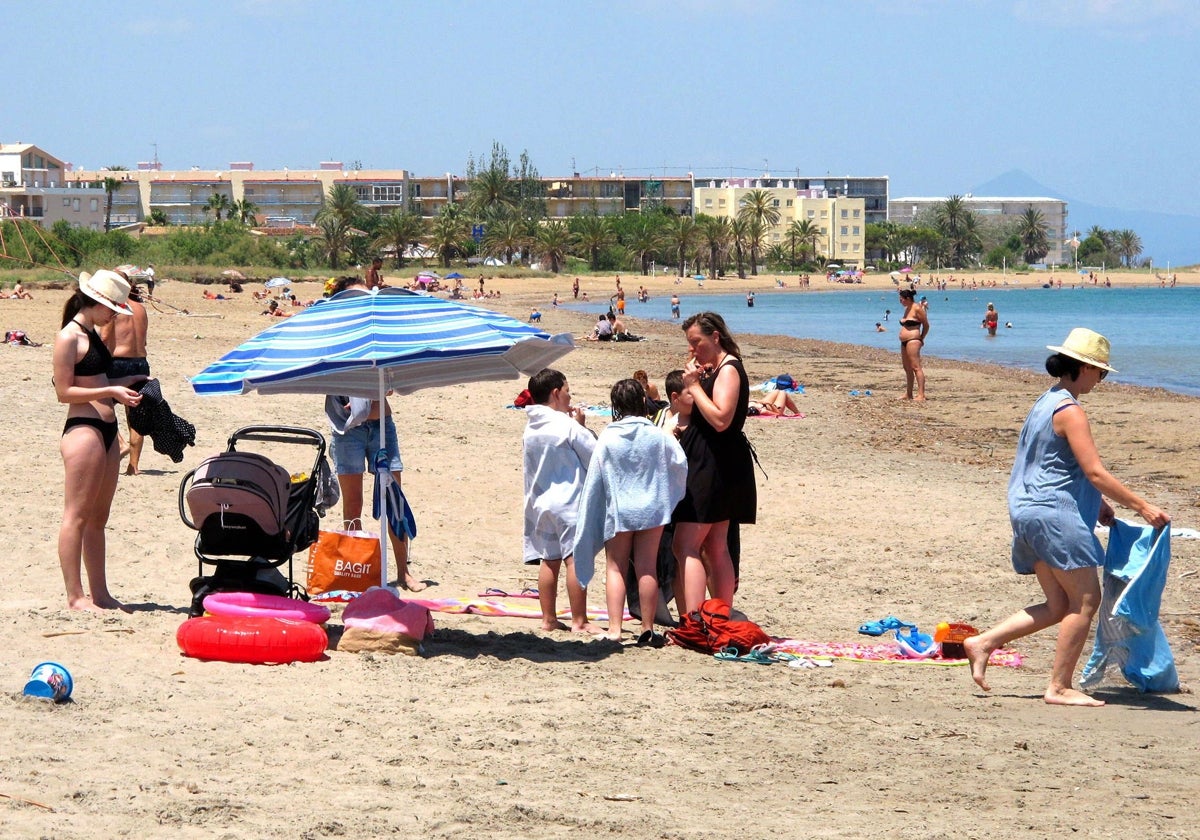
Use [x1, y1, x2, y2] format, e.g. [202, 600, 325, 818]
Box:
[222, 269, 247, 281]
[191, 287, 574, 586]
[416, 270, 439, 278]
[265, 277, 292, 289]
[900, 266, 913, 273]
[115, 263, 147, 278]
[445, 272, 464, 279]
[693, 274, 706, 280]
[826, 263, 841, 269]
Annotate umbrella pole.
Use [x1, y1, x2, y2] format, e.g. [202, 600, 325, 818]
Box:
[378, 370, 389, 589]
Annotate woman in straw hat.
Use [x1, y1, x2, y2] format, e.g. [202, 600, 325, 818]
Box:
[965, 328, 1169, 706]
[52, 270, 146, 611]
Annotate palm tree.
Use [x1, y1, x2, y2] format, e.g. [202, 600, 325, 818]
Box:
[1015, 207, 1049, 264]
[468, 166, 517, 220]
[98, 165, 127, 232]
[624, 217, 664, 276]
[482, 217, 527, 265]
[934, 195, 981, 266]
[1087, 225, 1112, 250]
[697, 214, 732, 278]
[1115, 229, 1142, 267]
[787, 219, 823, 266]
[728, 217, 750, 279]
[737, 189, 781, 275]
[314, 184, 363, 269]
[373, 210, 426, 268]
[572, 214, 615, 271]
[428, 207, 467, 268]
[230, 198, 260, 226]
[533, 221, 572, 273]
[744, 218, 768, 276]
[663, 215, 701, 277]
[204, 191, 231, 223]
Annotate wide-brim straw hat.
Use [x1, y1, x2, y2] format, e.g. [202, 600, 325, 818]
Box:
[1047, 327, 1116, 372]
[78, 270, 133, 315]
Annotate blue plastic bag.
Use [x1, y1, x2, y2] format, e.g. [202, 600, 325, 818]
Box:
[1081, 520, 1178, 693]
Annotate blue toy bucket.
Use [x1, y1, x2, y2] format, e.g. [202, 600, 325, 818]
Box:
[24, 661, 73, 702]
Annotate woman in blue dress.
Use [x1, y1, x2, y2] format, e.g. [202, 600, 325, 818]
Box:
[965, 328, 1169, 706]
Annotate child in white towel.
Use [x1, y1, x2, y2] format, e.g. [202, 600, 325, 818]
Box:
[573, 379, 688, 646]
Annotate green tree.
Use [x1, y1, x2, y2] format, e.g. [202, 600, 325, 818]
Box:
[146, 208, 169, 226]
[696, 214, 732, 278]
[728, 217, 750, 279]
[624, 216, 664, 275]
[1115, 229, 1142, 267]
[934, 195, 982, 266]
[230, 198, 260, 226]
[737, 189, 781, 275]
[533, 221, 572, 273]
[204, 191, 231, 223]
[570, 214, 616, 271]
[97, 165, 127, 232]
[482, 217, 527, 265]
[428, 206, 467, 268]
[373, 210, 426, 268]
[788, 218, 824, 267]
[663, 215, 701, 277]
[314, 183, 362, 269]
[1015, 207, 1050, 264]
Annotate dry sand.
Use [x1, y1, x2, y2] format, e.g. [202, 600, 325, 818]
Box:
[1, 270, 1197, 839]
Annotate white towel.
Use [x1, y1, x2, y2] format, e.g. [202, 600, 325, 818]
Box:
[572, 417, 687, 588]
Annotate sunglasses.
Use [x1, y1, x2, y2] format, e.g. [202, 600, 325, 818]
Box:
[1091, 365, 1109, 381]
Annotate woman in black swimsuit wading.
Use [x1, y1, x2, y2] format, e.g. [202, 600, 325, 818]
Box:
[672, 312, 756, 614]
[897, 288, 929, 401]
[52, 270, 145, 611]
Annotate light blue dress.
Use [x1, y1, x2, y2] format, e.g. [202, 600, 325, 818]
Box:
[1007, 387, 1103, 574]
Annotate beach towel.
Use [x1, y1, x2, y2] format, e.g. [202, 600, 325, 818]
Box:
[372, 449, 416, 540]
[407, 595, 631, 622]
[768, 638, 1023, 667]
[1081, 520, 1178, 692]
[572, 417, 688, 588]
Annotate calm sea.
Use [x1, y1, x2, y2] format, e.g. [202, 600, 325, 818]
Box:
[570, 284, 1200, 396]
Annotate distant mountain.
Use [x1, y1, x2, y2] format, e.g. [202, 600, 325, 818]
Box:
[972, 170, 1199, 267]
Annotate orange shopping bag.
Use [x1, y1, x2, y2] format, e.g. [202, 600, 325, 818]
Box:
[307, 526, 382, 595]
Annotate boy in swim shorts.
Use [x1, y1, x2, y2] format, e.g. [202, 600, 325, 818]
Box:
[522, 369, 601, 634]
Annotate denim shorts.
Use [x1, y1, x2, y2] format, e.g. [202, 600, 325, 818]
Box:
[331, 417, 403, 475]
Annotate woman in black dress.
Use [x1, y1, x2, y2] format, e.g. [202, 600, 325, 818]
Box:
[672, 312, 756, 614]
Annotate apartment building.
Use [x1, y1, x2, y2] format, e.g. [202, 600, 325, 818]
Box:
[889, 195, 1069, 264]
[0, 143, 106, 228]
[694, 181, 869, 266]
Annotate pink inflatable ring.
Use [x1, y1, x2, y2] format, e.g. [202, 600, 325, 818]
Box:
[203, 591, 330, 624]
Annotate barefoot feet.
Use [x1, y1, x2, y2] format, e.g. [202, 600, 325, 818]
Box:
[540, 619, 569, 631]
[401, 574, 427, 593]
[1044, 687, 1105, 707]
[963, 635, 993, 691]
[571, 621, 605, 636]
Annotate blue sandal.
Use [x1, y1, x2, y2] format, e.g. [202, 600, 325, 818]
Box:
[857, 616, 915, 636]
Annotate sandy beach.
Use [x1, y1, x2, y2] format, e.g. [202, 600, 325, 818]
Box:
[1, 270, 1197, 839]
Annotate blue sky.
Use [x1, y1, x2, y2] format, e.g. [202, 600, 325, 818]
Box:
[10, 1, 1200, 218]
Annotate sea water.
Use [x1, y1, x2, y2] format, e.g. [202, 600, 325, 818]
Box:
[571, 284, 1200, 396]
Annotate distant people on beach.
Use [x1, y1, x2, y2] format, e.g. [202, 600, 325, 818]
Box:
[529, 307, 542, 323]
[670, 293, 681, 320]
[897, 288, 929, 401]
[144, 264, 156, 298]
[100, 276, 150, 475]
[965, 328, 1169, 707]
[672, 312, 755, 615]
[53, 270, 146, 611]
[522, 368, 601, 634]
[749, 387, 801, 417]
[202, 289, 228, 300]
[572, 378, 687, 646]
[8, 283, 33, 299]
[875, 322, 886, 332]
[365, 257, 383, 288]
[746, 291, 755, 308]
[572, 277, 580, 299]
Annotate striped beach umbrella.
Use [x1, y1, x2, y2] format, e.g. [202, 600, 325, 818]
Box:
[191, 287, 573, 398]
[191, 287, 574, 585]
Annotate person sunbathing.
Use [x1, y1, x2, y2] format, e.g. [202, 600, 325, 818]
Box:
[9, 283, 33, 300]
[748, 388, 800, 416]
[202, 289, 228, 300]
[261, 300, 291, 317]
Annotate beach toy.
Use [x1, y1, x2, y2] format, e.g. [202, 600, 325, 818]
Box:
[857, 616, 915, 637]
[202, 591, 330, 624]
[177, 615, 328, 664]
[894, 626, 938, 659]
[933, 622, 978, 659]
[24, 661, 73, 702]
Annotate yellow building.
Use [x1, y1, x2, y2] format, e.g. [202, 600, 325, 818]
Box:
[1, 143, 107, 229]
[693, 181, 867, 266]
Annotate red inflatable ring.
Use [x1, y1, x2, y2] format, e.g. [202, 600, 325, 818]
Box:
[177, 615, 328, 664]
[202, 591, 330, 624]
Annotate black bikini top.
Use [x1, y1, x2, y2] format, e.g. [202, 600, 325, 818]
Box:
[900, 319, 921, 328]
[72, 320, 112, 377]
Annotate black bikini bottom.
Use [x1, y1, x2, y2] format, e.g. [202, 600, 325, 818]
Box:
[901, 338, 924, 348]
[63, 416, 119, 451]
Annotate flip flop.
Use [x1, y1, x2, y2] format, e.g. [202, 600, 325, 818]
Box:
[857, 616, 915, 636]
[635, 630, 667, 649]
[895, 626, 939, 659]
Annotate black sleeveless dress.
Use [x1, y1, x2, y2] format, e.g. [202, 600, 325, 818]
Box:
[673, 356, 756, 524]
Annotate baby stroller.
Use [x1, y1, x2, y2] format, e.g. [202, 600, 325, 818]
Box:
[179, 425, 329, 617]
